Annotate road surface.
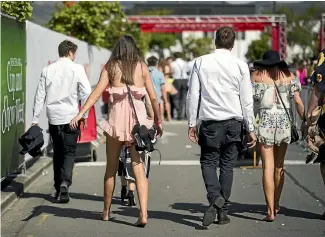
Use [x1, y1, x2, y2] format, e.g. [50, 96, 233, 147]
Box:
[2, 121, 325, 237]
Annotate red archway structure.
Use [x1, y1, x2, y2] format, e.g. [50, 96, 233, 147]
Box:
[127, 15, 287, 60]
[320, 13, 325, 51]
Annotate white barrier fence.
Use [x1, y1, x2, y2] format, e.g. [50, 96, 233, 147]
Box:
[25, 21, 111, 162]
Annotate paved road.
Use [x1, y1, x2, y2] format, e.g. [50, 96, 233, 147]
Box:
[2, 121, 325, 237]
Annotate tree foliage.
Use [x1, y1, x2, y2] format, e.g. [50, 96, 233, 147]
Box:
[182, 36, 215, 59]
[257, 5, 324, 60]
[246, 32, 271, 61]
[276, 5, 321, 58]
[0, 1, 33, 22]
[47, 2, 147, 53]
[137, 9, 178, 54]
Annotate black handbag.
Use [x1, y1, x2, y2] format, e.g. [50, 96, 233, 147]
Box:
[273, 81, 299, 144]
[126, 85, 156, 152]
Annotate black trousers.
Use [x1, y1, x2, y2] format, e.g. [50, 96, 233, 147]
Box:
[172, 79, 188, 120]
[49, 123, 80, 192]
[199, 119, 242, 213]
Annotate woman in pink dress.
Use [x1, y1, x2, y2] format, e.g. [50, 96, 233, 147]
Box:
[70, 35, 163, 227]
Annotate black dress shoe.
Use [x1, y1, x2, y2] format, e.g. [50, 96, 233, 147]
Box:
[217, 212, 230, 225]
[59, 182, 70, 203]
[51, 190, 60, 202]
[202, 196, 225, 227]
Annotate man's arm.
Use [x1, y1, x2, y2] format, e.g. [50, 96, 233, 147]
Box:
[32, 68, 47, 124]
[77, 65, 91, 118]
[186, 59, 201, 128]
[239, 63, 255, 132]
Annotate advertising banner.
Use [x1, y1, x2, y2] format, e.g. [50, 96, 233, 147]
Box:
[1, 14, 26, 178]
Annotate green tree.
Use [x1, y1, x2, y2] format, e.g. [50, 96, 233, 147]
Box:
[246, 32, 271, 61]
[47, 2, 148, 53]
[263, 5, 324, 59]
[137, 9, 178, 56]
[0, 1, 33, 22]
[182, 36, 215, 59]
[277, 5, 321, 58]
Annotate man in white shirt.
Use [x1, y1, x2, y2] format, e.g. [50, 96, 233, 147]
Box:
[186, 27, 257, 226]
[170, 52, 189, 120]
[32, 40, 91, 203]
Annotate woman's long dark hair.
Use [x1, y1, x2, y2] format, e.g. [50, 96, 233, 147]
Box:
[254, 64, 291, 81]
[106, 35, 142, 85]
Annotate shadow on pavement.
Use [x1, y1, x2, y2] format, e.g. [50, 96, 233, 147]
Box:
[23, 205, 101, 221]
[285, 169, 325, 207]
[171, 202, 324, 221]
[113, 206, 206, 229]
[21, 192, 121, 203]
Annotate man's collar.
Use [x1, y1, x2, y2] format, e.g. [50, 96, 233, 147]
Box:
[59, 57, 72, 61]
[214, 48, 231, 53]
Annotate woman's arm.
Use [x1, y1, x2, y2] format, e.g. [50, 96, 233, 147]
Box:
[144, 93, 154, 119]
[142, 63, 161, 122]
[79, 67, 109, 116]
[293, 92, 305, 119]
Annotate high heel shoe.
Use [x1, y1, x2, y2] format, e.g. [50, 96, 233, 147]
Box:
[127, 191, 136, 206]
[121, 185, 127, 204]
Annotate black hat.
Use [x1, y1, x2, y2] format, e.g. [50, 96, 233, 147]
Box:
[253, 50, 287, 68]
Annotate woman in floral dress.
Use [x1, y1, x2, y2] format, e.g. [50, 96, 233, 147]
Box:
[252, 50, 305, 221]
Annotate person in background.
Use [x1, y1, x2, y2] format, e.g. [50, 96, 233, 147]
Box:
[147, 56, 168, 122]
[158, 59, 175, 121]
[171, 52, 189, 120]
[166, 56, 174, 67]
[32, 40, 91, 203]
[186, 27, 256, 227]
[296, 60, 308, 86]
[252, 50, 305, 222]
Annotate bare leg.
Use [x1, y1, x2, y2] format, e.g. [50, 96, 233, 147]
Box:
[128, 180, 136, 191]
[261, 144, 275, 221]
[103, 135, 123, 221]
[274, 143, 288, 214]
[160, 101, 165, 122]
[166, 100, 171, 122]
[129, 146, 148, 225]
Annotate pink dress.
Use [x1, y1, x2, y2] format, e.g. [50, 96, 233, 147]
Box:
[100, 86, 153, 145]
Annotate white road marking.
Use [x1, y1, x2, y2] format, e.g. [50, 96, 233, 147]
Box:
[75, 160, 313, 167]
[160, 131, 178, 144]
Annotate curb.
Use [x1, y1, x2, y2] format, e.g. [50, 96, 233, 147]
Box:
[1, 156, 53, 215]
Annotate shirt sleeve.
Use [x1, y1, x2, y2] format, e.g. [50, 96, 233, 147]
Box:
[77, 65, 91, 118]
[159, 72, 165, 85]
[186, 59, 201, 128]
[239, 63, 255, 132]
[32, 68, 47, 124]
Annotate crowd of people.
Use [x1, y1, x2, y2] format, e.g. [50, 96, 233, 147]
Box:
[31, 26, 325, 230]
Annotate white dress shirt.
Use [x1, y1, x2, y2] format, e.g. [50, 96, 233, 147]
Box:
[32, 57, 91, 125]
[186, 49, 255, 132]
[171, 58, 189, 80]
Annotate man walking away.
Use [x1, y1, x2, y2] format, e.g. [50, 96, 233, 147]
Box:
[171, 52, 189, 120]
[32, 40, 91, 203]
[147, 56, 168, 119]
[186, 27, 256, 226]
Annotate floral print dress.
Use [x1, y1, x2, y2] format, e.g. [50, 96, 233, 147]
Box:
[253, 78, 301, 146]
